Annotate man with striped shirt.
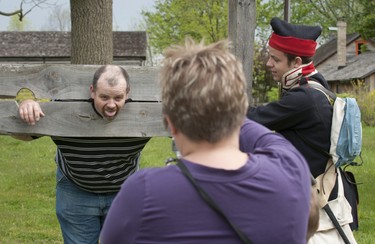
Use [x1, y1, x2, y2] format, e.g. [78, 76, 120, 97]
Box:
[15, 65, 151, 244]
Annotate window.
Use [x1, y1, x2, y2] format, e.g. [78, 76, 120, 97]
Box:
[355, 40, 367, 55]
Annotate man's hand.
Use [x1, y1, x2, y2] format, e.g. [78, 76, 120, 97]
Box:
[18, 99, 45, 125]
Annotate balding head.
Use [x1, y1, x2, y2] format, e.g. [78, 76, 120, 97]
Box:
[92, 65, 130, 94]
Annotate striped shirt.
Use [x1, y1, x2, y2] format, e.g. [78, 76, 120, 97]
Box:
[51, 136, 151, 193]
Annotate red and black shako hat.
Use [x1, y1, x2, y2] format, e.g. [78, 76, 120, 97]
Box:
[268, 17, 322, 57]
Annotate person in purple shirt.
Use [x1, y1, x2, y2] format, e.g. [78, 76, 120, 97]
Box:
[100, 38, 312, 244]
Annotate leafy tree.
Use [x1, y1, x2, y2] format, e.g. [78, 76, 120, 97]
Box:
[143, 0, 275, 102]
[143, 0, 228, 54]
[290, 0, 373, 40]
[254, 0, 374, 40]
[255, 0, 281, 34]
[252, 39, 275, 103]
[354, 0, 375, 39]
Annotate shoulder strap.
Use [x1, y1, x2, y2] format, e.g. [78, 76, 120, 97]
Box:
[300, 77, 336, 105]
[296, 78, 336, 158]
[176, 160, 253, 244]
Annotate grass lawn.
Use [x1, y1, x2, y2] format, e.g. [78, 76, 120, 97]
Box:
[0, 127, 374, 243]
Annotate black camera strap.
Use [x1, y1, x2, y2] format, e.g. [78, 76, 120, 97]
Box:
[175, 159, 253, 244]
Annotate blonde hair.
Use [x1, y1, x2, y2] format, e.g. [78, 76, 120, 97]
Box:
[160, 38, 248, 143]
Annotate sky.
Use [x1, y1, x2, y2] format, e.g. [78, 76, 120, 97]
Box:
[0, 0, 156, 31]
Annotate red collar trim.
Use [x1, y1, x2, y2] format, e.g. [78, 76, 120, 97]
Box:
[301, 62, 315, 75]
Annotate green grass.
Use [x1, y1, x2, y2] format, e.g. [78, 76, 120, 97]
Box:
[0, 137, 60, 243]
[0, 128, 374, 243]
[0, 136, 173, 243]
[351, 125, 375, 243]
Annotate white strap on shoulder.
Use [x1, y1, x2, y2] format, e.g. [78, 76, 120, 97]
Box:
[307, 80, 331, 103]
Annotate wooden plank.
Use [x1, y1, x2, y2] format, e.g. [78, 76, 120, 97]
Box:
[0, 101, 169, 137]
[0, 64, 161, 102]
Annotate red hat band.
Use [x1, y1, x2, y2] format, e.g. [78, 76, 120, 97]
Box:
[268, 32, 317, 57]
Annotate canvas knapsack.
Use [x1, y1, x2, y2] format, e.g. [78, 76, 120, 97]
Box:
[307, 81, 363, 168]
[330, 97, 362, 167]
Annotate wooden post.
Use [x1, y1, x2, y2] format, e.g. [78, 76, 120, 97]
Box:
[228, 0, 256, 104]
[284, 0, 290, 22]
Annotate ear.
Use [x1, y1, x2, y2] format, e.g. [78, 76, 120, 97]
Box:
[90, 85, 95, 99]
[294, 57, 303, 67]
[164, 115, 178, 136]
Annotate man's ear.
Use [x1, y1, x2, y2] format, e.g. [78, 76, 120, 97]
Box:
[294, 57, 303, 67]
[90, 85, 95, 99]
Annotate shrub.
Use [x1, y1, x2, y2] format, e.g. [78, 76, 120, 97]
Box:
[358, 90, 375, 126]
[343, 80, 375, 126]
[266, 87, 279, 102]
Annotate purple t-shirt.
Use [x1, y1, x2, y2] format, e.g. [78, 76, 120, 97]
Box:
[100, 119, 311, 244]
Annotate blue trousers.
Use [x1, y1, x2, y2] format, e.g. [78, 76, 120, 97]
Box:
[56, 168, 117, 244]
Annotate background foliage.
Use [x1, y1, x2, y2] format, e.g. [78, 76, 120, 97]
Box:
[142, 0, 375, 103]
[143, 0, 228, 54]
[346, 81, 375, 126]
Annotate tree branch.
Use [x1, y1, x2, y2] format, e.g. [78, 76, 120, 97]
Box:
[0, 10, 22, 17]
[0, 0, 56, 22]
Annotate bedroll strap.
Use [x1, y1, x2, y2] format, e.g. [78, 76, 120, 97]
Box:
[315, 159, 337, 203]
[313, 161, 351, 244]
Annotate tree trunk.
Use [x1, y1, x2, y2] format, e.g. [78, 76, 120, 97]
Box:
[70, 0, 113, 64]
[228, 0, 256, 104]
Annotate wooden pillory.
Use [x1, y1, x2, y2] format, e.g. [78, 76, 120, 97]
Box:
[0, 1, 256, 138]
[0, 64, 169, 138]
